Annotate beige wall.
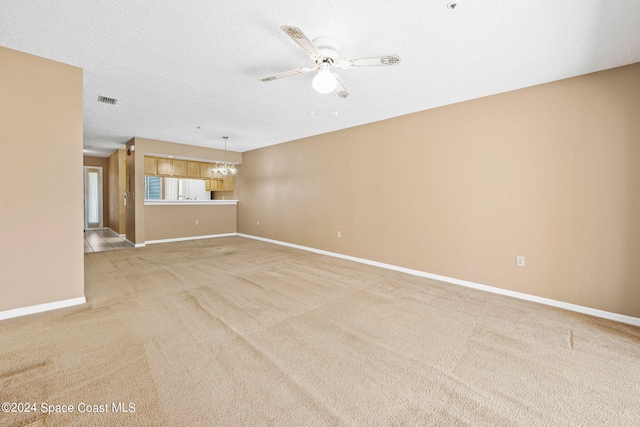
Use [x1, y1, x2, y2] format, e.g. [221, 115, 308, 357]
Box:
[235, 63, 640, 318]
[145, 204, 237, 241]
[83, 156, 109, 229]
[0, 47, 84, 312]
[126, 137, 242, 244]
[138, 137, 242, 164]
[107, 149, 127, 235]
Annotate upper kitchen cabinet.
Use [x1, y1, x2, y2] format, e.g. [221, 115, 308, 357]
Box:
[144, 157, 158, 175]
[157, 158, 172, 176]
[172, 159, 187, 177]
[200, 163, 213, 179]
[187, 161, 200, 178]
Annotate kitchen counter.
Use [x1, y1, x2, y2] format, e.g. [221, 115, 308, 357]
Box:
[144, 200, 238, 205]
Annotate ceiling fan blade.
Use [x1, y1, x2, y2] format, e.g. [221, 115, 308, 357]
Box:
[280, 25, 319, 56]
[259, 67, 316, 82]
[337, 55, 401, 69]
[333, 74, 349, 99]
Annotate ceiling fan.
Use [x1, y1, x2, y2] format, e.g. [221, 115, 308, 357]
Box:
[259, 25, 401, 99]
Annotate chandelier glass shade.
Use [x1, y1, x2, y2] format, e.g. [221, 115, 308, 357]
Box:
[212, 162, 237, 176]
[212, 136, 238, 176]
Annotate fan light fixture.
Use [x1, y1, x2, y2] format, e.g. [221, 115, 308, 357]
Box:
[259, 26, 401, 99]
[311, 63, 337, 94]
[212, 136, 238, 176]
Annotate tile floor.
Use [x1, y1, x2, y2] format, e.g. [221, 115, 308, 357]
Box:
[84, 229, 133, 253]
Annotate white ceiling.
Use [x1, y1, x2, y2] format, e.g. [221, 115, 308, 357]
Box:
[2, 0, 640, 157]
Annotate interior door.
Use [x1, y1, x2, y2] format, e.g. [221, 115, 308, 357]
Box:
[84, 166, 103, 230]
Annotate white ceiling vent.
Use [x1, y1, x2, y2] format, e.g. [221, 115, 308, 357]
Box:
[97, 95, 118, 105]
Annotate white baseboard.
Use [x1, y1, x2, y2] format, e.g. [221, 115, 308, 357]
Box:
[146, 233, 238, 245]
[237, 233, 640, 327]
[0, 296, 86, 321]
[125, 238, 145, 248]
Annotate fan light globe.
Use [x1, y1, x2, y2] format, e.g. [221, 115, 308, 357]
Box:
[312, 70, 337, 94]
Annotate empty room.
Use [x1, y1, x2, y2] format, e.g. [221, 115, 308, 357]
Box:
[1, 1, 639, 425]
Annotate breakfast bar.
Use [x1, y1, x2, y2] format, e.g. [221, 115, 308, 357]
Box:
[144, 200, 238, 243]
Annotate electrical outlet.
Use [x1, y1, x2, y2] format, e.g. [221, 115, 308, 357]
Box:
[516, 256, 525, 267]
[257, 220, 260, 226]
[337, 231, 341, 238]
[195, 219, 199, 225]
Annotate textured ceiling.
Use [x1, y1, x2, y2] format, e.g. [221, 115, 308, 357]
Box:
[2, 0, 640, 156]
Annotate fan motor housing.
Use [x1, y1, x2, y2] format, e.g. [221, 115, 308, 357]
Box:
[312, 37, 342, 62]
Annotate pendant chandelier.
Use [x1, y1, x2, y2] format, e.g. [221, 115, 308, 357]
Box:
[212, 136, 237, 176]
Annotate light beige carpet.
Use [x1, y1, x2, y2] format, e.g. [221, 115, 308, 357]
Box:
[1, 236, 639, 426]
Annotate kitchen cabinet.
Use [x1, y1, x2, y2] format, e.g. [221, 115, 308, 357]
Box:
[187, 161, 200, 178]
[200, 163, 213, 179]
[172, 159, 187, 177]
[144, 157, 235, 187]
[157, 158, 172, 176]
[221, 176, 234, 191]
[144, 157, 158, 175]
[205, 177, 234, 191]
[205, 179, 222, 191]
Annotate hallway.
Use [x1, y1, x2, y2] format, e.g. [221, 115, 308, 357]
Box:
[84, 229, 132, 253]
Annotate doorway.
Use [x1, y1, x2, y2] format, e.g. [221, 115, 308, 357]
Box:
[84, 166, 103, 230]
